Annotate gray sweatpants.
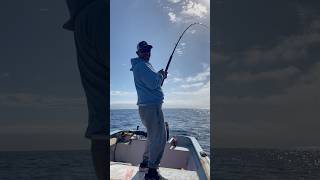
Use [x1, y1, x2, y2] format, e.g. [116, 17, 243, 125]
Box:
[139, 104, 167, 169]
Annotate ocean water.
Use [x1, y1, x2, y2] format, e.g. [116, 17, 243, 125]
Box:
[213, 148, 320, 180]
[110, 108, 211, 155]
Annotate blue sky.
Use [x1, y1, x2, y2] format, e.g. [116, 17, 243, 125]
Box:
[110, 0, 210, 109]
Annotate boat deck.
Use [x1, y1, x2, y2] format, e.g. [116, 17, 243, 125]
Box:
[110, 161, 199, 180]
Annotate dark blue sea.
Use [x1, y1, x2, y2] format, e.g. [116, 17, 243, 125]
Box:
[1, 109, 320, 179]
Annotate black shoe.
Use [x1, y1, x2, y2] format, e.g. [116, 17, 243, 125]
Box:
[139, 161, 149, 172]
[144, 168, 167, 180]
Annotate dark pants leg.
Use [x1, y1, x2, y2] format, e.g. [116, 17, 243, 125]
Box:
[91, 139, 108, 180]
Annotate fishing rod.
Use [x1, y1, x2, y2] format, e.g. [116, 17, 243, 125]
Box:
[161, 22, 208, 86]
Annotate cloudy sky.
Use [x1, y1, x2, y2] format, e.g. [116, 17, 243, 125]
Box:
[110, 0, 210, 109]
[213, 0, 320, 148]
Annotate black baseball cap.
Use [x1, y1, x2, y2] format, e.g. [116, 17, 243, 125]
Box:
[137, 41, 153, 52]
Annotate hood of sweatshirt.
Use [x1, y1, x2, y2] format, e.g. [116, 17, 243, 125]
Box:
[130, 57, 143, 71]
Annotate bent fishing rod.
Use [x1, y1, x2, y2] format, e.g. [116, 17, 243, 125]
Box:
[161, 22, 208, 86]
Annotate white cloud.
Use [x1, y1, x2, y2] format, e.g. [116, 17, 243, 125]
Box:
[164, 67, 210, 108]
[159, 0, 209, 25]
[186, 67, 210, 82]
[164, 76, 183, 83]
[167, 0, 181, 3]
[110, 90, 137, 108]
[168, 12, 178, 23]
[176, 47, 183, 55]
[181, 0, 208, 18]
[173, 77, 183, 82]
[190, 30, 196, 34]
[165, 66, 210, 85]
[175, 42, 186, 55]
[165, 66, 210, 86]
[167, 80, 210, 108]
[181, 82, 204, 88]
[110, 90, 135, 96]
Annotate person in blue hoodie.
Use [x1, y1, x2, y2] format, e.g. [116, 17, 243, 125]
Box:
[63, 0, 108, 180]
[131, 41, 168, 180]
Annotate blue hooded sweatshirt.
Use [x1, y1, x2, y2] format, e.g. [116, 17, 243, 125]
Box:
[130, 57, 164, 105]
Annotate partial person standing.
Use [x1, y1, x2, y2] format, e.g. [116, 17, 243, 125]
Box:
[63, 0, 108, 180]
[130, 41, 168, 180]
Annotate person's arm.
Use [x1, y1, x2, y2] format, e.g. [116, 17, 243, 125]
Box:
[138, 63, 164, 90]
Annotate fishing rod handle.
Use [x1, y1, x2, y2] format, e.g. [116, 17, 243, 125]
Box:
[160, 70, 167, 86]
